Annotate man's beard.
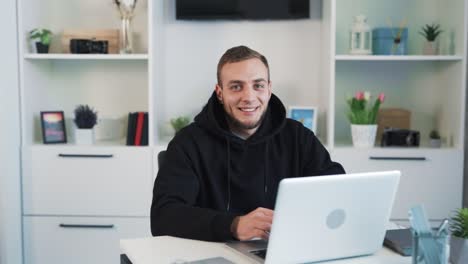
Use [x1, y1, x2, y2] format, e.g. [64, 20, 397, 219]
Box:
[225, 108, 268, 132]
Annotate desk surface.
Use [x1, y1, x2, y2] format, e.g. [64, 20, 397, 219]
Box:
[120, 236, 411, 264]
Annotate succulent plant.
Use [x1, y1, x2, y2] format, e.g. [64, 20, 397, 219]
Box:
[29, 28, 52, 45]
[74, 105, 98, 129]
[170, 116, 190, 133]
[429, 130, 441, 139]
[450, 208, 468, 239]
[419, 24, 443, 42]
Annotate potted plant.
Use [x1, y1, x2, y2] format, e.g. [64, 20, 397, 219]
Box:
[429, 129, 441, 148]
[346, 91, 385, 147]
[29, 28, 52, 53]
[450, 208, 468, 264]
[419, 23, 443, 55]
[73, 105, 98, 145]
[170, 116, 190, 134]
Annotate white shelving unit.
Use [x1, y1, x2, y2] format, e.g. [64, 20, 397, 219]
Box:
[17, 0, 154, 263]
[326, 0, 467, 224]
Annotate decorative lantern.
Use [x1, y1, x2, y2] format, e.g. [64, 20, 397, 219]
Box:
[350, 15, 372, 55]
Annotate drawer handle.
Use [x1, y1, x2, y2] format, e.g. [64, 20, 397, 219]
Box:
[369, 156, 426, 161]
[59, 223, 115, 229]
[58, 154, 114, 158]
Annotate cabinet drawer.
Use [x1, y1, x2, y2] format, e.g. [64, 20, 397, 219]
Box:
[23, 216, 149, 264]
[23, 146, 153, 216]
[331, 148, 463, 220]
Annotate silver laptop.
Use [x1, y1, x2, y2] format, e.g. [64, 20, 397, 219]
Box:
[225, 170, 400, 264]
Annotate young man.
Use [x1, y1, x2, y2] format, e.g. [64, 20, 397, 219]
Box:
[151, 46, 345, 242]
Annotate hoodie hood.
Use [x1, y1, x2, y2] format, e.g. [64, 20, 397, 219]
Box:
[194, 91, 287, 144]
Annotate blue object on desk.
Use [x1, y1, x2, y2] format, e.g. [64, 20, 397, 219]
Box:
[372, 27, 408, 55]
[409, 205, 449, 264]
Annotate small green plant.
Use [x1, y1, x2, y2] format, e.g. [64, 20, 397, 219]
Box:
[29, 28, 52, 45]
[419, 24, 443, 42]
[74, 105, 98, 129]
[170, 116, 190, 133]
[429, 130, 441, 139]
[450, 208, 468, 239]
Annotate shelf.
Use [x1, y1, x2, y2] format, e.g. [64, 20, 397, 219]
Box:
[24, 54, 149, 60]
[335, 55, 464, 61]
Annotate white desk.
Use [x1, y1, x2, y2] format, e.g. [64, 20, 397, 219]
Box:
[120, 236, 411, 264]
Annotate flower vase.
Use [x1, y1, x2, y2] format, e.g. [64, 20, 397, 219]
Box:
[75, 128, 95, 145]
[120, 17, 133, 54]
[351, 124, 377, 148]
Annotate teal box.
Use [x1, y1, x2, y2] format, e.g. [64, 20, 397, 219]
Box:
[372, 27, 408, 55]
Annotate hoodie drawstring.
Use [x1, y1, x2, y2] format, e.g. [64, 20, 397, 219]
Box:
[226, 137, 231, 212]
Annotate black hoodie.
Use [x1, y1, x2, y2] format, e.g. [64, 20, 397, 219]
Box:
[150, 92, 345, 241]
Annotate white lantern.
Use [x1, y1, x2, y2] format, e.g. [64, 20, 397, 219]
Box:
[349, 15, 372, 55]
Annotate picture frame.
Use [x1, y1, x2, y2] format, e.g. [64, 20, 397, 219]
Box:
[40, 111, 67, 144]
[288, 106, 318, 133]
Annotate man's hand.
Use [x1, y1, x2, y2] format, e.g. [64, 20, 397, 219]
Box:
[231, 207, 274, 241]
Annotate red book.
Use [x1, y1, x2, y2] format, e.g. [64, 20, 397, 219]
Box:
[134, 112, 144, 146]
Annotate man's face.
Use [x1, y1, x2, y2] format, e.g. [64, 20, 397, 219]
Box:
[215, 58, 272, 137]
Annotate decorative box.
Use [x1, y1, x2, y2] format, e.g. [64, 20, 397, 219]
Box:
[372, 27, 408, 55]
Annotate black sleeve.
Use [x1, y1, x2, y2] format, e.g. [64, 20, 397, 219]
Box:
[150, 141, 239, 242]
[301, 128, 346, 176]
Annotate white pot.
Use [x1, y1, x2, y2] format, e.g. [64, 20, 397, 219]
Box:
[450, 236, 468, 264]
[74, 128, 95, 145]
[351, 124, 377, 148]
[423, 41, 438, 55]
[430, 139, 441, 148]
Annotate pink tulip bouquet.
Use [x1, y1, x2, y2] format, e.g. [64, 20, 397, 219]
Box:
[347, 91, 385, 124]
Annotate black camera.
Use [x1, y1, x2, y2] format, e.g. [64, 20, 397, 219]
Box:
[381, 128, 420, 147]
[70, 39, 108, 54]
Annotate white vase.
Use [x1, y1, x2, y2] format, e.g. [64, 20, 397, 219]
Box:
[75, 128, 95, 145]
[351, 124, 377, 148]
[423, 41, 438, 55]
[450, 236, 468, 264]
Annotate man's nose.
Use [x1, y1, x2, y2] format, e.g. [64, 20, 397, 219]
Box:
[241, 86, 256, 101]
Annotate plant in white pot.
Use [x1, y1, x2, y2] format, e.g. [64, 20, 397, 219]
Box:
[450, 208, 468, 264]
[73, 105, 98, 145]
[346, 91, 385, 147]
[29, 28, 52, 53]
[419, 23, 443, 55]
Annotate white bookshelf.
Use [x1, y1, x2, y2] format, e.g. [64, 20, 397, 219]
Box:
[327, 0, 466, 222]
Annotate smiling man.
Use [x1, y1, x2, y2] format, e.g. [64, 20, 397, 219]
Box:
[151, 46, 345, 242]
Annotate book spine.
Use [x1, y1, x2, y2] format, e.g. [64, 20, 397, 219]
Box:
[134, 112, 144, 146]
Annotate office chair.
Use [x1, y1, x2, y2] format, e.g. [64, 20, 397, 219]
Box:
[158, 150, 166, 168]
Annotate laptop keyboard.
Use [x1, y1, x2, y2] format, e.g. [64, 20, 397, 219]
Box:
[250, 249, 267, 259]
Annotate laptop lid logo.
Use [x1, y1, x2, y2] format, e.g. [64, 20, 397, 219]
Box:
[326, 209, 346, 229]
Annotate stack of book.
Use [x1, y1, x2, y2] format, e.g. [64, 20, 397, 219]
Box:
[126, 112, 148, 146]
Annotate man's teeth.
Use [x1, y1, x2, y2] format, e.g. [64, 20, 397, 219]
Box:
[240, 107, 256, 112]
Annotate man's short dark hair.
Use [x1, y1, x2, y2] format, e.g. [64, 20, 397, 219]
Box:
[217, 46, 270, 86]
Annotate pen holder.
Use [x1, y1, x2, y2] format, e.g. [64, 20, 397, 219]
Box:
[411, 229, 449, 264]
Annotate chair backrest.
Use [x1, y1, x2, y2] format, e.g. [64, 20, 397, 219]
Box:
[158, 151, 166, 168]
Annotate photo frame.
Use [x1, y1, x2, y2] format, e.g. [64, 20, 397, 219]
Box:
[288, 106, 318, 133]
[40, 111, 67, 144]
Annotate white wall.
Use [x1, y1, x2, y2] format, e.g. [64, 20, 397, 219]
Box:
[153, 0, 327, 140]
[0, 0, 23, 263]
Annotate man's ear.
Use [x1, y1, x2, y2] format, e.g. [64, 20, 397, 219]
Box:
[215, 84, 223, 103]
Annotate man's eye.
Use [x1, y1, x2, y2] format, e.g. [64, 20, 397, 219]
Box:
[254, 84, 265, 89]
[230, 85, 241, 90]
